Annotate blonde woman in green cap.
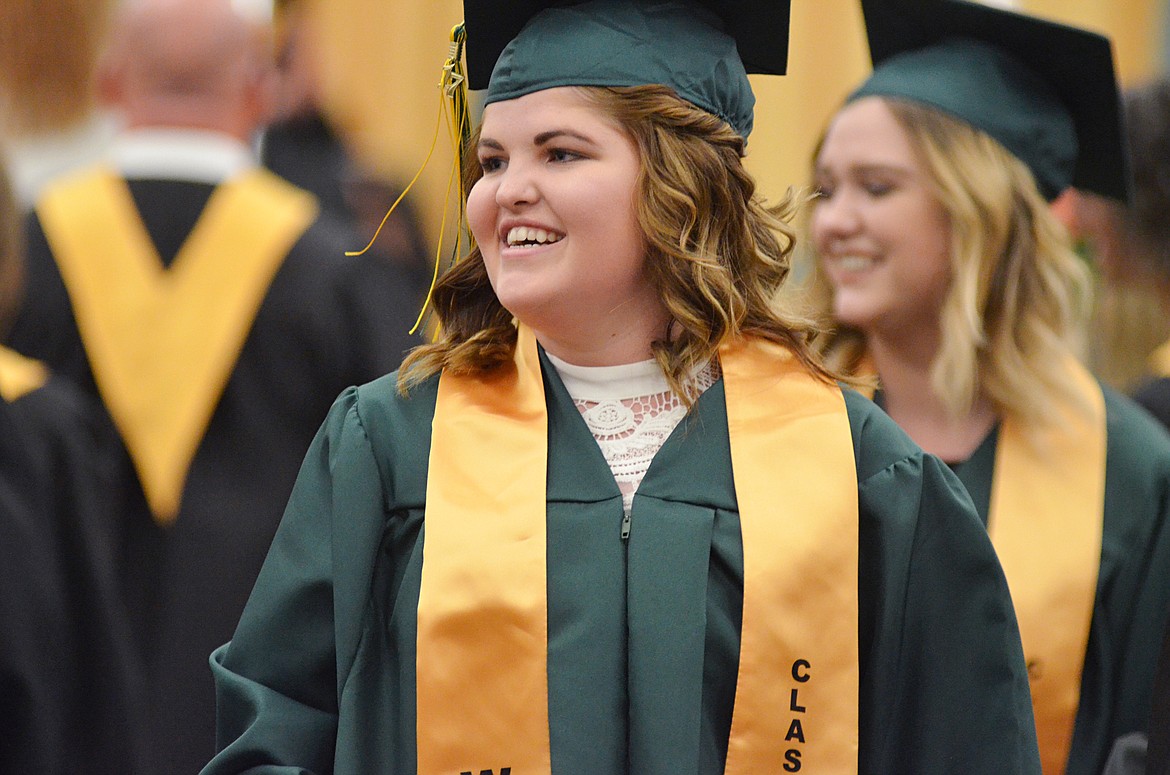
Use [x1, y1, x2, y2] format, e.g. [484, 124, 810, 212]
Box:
[810, 1, 1170, 773]
[203, 1, 1041, 772]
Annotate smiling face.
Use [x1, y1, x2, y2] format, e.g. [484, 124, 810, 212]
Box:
[467, 87, 668, 365]
[811, 97, 953, 343]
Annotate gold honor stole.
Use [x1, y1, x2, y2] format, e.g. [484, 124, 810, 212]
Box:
[36, 167, 316, 524]
[988, 358, 1106, 774]
[854, 356, 1105, 772]
[419, 324, 859, 775]
[0, 346, 49, 402]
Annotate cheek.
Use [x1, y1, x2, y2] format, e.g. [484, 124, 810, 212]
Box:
[604, 219, 648, 286]
[904, 238, 952, 306]
[466, 179, 496, 246]
[922, 221, 953, 287]
[809, 207, 832, 254]
[595, 183, 642, 254]
[898, 200, 950, 269]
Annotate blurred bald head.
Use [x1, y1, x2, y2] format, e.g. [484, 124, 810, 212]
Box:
[100, 0, 274, 140]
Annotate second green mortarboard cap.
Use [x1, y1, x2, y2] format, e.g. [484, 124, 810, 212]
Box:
[851, 0, 1130, 202]
[462, 0, 792, 139]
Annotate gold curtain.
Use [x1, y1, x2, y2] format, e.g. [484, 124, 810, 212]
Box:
[310, 0, 462, 248]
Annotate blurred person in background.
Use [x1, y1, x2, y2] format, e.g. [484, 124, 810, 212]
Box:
[1077, 76, 1170, 775]
[1068, 78, 1170, 430]
[0, 153, 144, 773]
[808, 2, 1170, 772]
[260, 0, 352, 220]
[341, 170, 432, 303]
[2, 0, 421, 770]
[260, 0, 431, 305]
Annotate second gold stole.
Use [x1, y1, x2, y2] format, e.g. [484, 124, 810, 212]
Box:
[988, 358, 1106, 774]
[36, 167, 317, 524]
[418, 325, 860, 774]
[856, 357, 1105, 773]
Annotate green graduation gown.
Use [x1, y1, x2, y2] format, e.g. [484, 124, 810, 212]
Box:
[949, 385, 1170, 775]
[203, 358, 1041, 774]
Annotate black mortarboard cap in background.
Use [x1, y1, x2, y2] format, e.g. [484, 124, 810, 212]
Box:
[462, 0, 792, 139]
[850, 0, 1130, 202]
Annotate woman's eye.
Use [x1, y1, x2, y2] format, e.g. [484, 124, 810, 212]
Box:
[479, 156, 504, 173]
[863, 182, 893, 197]
[814, 184, 834, 200]
[549, 148, 583, 163]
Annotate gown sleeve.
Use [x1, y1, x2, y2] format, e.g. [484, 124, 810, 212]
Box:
[850, 397, 1040, 774]
[1083, 389, 1170, 773]
[201, 386, 390, 775]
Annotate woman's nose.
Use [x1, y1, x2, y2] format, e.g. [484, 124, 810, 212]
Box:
[812, 191, 861, 244]
[495, 163, 540, 209]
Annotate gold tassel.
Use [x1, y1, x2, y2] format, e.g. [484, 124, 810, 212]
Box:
[347, 23, 473, 337]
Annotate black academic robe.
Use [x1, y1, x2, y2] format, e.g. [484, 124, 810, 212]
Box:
[202, 358, 1041, 775]
[949, 386, 1170, 775]
[0, 376, 144, 775]
[261, 110, 352, 221]
[1148, 618, 1170, 775]
[5, 177, 422, 774]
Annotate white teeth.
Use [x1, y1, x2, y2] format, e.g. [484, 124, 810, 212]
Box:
[837, 256, 874, 272]
[506, 226, 564, 246]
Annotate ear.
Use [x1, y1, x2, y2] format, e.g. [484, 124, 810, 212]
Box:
[243, 60, 280, 130]
[95, 53, 126, 109]
[240, 23, 280, 129]
[1049, 188, 1078, 235]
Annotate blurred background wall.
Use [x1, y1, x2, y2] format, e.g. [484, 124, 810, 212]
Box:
[310, 0, 1167, 240]
[229, 0, 1170, 385]
[4, 0, 1163, 255]
[3, 0, 1167, 383]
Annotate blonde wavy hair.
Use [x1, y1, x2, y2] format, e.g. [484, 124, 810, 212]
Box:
[399, 84, 831, 403]
[810, 98, 1091, 429]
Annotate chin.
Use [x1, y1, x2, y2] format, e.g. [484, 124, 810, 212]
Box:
[495, 292, 561, 329]
[490, 278, 541, 310]
[832, 302, 875, 332]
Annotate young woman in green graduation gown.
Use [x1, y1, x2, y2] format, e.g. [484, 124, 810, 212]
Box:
[809, 2, 1170, 773]
[203, 1, 1041, 773]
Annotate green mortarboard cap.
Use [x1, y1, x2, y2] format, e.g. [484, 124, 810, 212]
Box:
[462, 0, 792, 139]
[851, 0, 1130, 202]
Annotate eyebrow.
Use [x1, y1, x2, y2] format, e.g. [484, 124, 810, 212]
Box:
[534, 129, 596, 146]
[477, 129, 599, 152]
[816, 162, 911, 177]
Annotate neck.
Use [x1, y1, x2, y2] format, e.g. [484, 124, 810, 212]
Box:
[524, 298, 669, 368]
[534, 323, 660, 367]
[868, 334, 996, 463]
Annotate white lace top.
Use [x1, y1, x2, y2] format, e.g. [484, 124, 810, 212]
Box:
[547, 354, 720, 514]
